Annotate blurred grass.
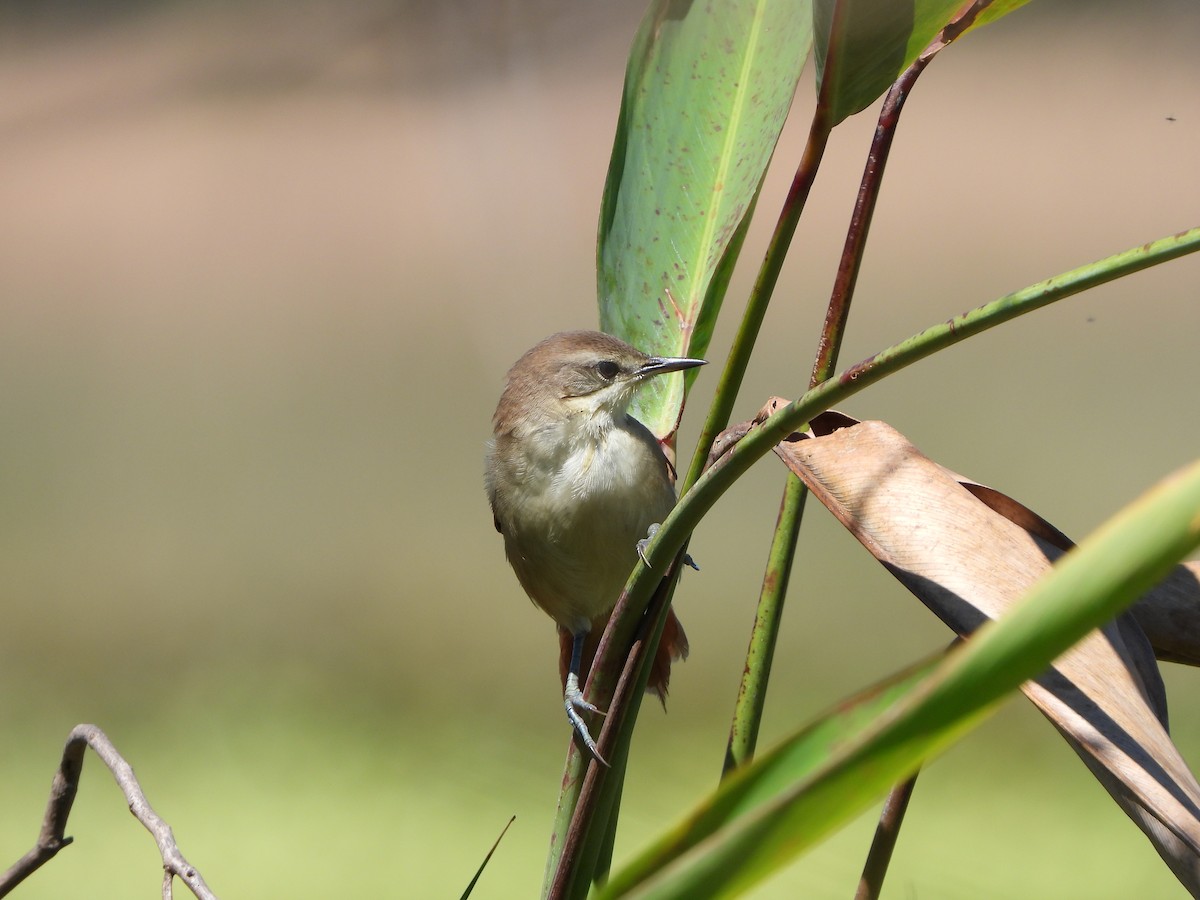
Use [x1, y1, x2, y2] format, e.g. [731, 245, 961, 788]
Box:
[1, 2, 1198, 896]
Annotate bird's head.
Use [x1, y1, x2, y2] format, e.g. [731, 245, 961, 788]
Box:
[495, 330, 705, 432]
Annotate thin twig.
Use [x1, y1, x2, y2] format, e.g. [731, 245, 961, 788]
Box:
[0, 724, 217, 900]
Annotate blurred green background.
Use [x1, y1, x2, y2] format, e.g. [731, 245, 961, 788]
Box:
[2, 1, 1198, 896]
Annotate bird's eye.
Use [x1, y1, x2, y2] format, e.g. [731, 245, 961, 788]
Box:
[595, 360, 620, 380]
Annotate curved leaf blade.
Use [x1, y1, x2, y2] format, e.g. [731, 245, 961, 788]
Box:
[598, 0, 811, 439]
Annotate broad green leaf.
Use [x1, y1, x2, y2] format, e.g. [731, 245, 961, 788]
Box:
[598, 0, 811, 439]
[814, 0, 1035, 125]
[600, 459, 1200, 898]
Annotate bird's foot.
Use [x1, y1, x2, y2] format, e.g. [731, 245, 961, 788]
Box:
[637, 523, 699, 571]
[636, 524, 660, 567]
[564, 673, 608, 766]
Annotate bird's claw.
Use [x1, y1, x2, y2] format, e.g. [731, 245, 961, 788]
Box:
[565, 674, 608, 766]
[637, 523, 699, 571]
[636, 523, 660, 567]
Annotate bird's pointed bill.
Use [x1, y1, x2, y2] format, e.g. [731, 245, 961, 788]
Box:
[637, 357, 707, 379]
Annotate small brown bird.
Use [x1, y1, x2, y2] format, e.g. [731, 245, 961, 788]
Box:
[485, 331, 705, 759]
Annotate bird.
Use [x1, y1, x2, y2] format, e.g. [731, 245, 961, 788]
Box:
[485, 330, 705, 760]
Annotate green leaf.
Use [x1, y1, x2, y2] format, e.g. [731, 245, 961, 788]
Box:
[814, 0, 1035, 125]
[598, 0, 811, 439]
[970, 0, 1035, 32]
[600, 459, 1200, 897]
[813, 0, 919, 125]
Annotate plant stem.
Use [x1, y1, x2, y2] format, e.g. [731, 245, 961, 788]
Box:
[650, 227, 1200, 608]
[855, 771, 920, 900]
[681, 108, 833, 495]
[724, 28, 938, 776]
[544, 567, 682, 899]
[722, 473, 808, 773]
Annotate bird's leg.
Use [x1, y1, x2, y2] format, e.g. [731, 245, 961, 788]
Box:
[564, 629, 608, 766]
[637, 523, 699, 571]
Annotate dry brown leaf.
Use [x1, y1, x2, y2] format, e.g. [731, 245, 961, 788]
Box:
[1129, 561, 1200, 668]
[769, 409, 1200, 894]
[951, 473, 1200, 668]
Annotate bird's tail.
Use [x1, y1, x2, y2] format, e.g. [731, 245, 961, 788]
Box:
[557, 607, 689, 707]
[647, 606, 688, 705]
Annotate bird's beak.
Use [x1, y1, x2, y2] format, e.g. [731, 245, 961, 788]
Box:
[638, 355, 707, 379]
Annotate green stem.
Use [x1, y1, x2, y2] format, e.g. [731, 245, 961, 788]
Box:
[686, 94, 832, 784]
[681, 109, 833, 494]
[722, 474, 808, 773]
[724, 35, 937, 776]
[650, 227, 1200, 601]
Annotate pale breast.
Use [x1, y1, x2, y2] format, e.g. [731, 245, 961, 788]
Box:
[493, 418, 676, 633]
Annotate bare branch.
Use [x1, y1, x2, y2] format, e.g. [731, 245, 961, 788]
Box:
[0, 724, 217, 900]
